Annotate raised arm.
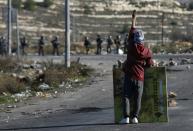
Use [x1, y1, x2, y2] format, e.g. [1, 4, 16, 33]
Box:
[128, 10, 137, 45]
[131, 10, 136, 28]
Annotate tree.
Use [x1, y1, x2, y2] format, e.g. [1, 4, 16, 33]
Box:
[42, 0, 53, 8]
[12, 0, 22, 10]
[83, 4, 92, 14]
[24, 0, 36, 11]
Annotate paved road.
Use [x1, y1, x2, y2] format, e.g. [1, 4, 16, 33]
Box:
[0, 54, 193, 131]
[22, 53, 193, 59]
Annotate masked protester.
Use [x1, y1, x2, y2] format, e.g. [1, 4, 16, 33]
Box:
[121, 10, 153, 124]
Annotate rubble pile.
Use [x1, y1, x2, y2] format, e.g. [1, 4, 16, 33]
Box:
[0, 60, 92, 104]
[168, 91, 177, 107]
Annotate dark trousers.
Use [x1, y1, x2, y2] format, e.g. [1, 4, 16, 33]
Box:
[96, 45, 101, 54]
[85, 46, 89, 55]
[21, 47, 26, 55]
[116, 45, 120, 54]
[123, 75, 144, 118]
[53, 47, 59, 56]
[107, 45, 111, 53]
[38, 46, 44, 56]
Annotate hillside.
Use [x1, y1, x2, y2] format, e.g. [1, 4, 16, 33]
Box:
[0, 0, 193, 47]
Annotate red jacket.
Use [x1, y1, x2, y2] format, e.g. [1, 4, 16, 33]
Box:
[123, 28, 153, 81]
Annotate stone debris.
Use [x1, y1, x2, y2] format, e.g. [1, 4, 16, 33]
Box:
[66, 84, 72, 89]
[11, 73, 17, 77]
[118, 49, 124, 55]
[22, 64, 31, 69]
[60, 81, 73, 89]
[59, 82, 65, 88]
[36, 92, 44, 97]
[152, 59, 177, 67]
[169, 58, 177, 66]
[12, 90, 32, 99]
[30, 63, 42, 69]
[35, 92, 53, 98]
[2, 92, 8, 96]
[74, 79, 79, 83]
[7, 105, 16, 109]
[169, 91, 177, 98]
[186, 65, 191, 70]
[153, 59, 159, 67]
[38, 83, 51, 90]
[180, 58, 191, 65]
[44, 93, 52, 98]
[158, 61, 168, 66]
[168, 91, 177, 107]
[168, 99, 177, 107]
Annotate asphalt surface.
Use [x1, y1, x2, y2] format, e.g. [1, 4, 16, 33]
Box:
[0, 54, 193, 131]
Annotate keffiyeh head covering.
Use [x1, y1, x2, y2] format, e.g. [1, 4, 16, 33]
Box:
[133, 29, 144, 44]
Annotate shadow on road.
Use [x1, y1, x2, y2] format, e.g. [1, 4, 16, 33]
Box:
[0, 123, 118, 130]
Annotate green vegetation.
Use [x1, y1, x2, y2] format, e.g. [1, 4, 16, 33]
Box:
[0, 75, 26, 94]
[83, 4, 92, 14]
[12, 0, 22, 10]
[170, 21, 177, 26]
[43, 61, 93, 87]
[37, 0, 53, 8]
[12, 0, 53, 11]
[24, 0, 36, 11]
[0, 57, 93, 99]
[0, 57, 19, 73]
[0, 96, 15, 104]
[42, 0, 53, 8]
[152, 41, 193, 54]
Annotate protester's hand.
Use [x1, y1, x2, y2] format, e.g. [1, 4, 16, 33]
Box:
[132, 10, 136, 19]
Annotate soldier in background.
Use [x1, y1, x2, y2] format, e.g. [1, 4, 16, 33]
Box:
[38, 36, 45, 56]
[20, 36, 28, 55]
[96, 35, 103, 55]
[51, 36, 60, 56]
[114, 35, 121, 54]
[84, 36, 91, 55]
[123, 34, 129, 54]
[0, 36, 7, 56]
[106, 35, 113, 53]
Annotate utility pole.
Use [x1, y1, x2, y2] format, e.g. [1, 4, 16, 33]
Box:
[65, 0, 70, 68]
[16, 9, 20, 59]
[8, 0, 12, 55]
[162, 12, 164, 45]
